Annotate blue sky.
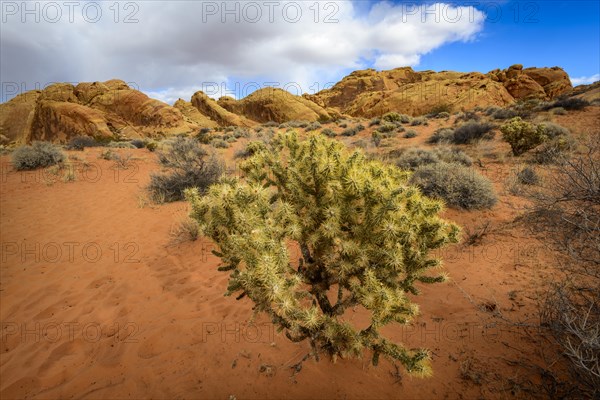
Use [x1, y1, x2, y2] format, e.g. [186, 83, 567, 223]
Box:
[1, 0, 599, 103]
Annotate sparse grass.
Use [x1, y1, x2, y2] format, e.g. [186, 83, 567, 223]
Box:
[66, 136, 100, 150]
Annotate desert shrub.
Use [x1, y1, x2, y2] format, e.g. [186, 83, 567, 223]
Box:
[410, 117, 428, 126]
[539, 122, 569, 139]
[371, 131, 383, 147]
[66, 136, 99, 150]
[394, 148, 439, 171]
[338, 121, 348, 128]
[369, 117, 381, 126]
[355, 123, 365, 132]
[396, 126, 406, 133]
[404, 129, 418, 138]
[197, 128, 213, 144]
[451, 121, 495, 144]
[145, 141, 158, 152]
[427, 104, 452, 118]
[454, 111, 480, 124]
[233, 128, 250, 139]
[485, 106, 502, 116]
[526, 137, 600, 396]
[12, 141, 65, 170]
[305, 121, 322, 132]
[531, 135, 576, 164]
[550, 97, 590, 111]
[377, 124, 396, 133]
[410, 163, 497, 209]
[262, 121, 279, 127]
[393, 147, 472, 171]
[341, 126, 361, 136]
[211, 138, 230, 149]
[382, 112, 401, 123]
[500, 117, 547, 156]
[149, 137, 224, 203]
[491, 108, 518, 120]
[289, 120, 310, 128]
[107, 141, 136, 149]
[234, 141, 263, 160]
[130, 139, 146, 149]
[187, 132, 460, 374]
[551, 107, 567, 115]
[427, 128, 454, 144]
[516, 166, 539, 185]
[321, 128, 336, 138]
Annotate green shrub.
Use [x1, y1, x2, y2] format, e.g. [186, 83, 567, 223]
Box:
[197, 128, 213, 144]
[410, 163, 497, 210]
[12, 142, 65, 170]
[371, 131, 383, 147]
[382, 112, 401, 123]
[146, 141, 158, 152]
[149, 137, 224, 203]
[187, 132, 460, 374]
[500, 117, 547, 156]
[427, 104, 452, 118]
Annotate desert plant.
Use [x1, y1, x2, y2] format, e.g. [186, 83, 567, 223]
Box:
[369, 117, 381, 127]
[539, 122, 569, 139]
[531, 135, 576, 164]
[526, 136, 599, 396]
[551, 107, 567, 115]
[516, 166, 539, 185]
[12, 141, 65, 170]
[107, 141, 136, 149]
[490, 108, 518, 120]
[500, 117, 547, 156]
[382, 112, 402, 123]
[451, 121, 495, 144]
[341, 126, 361, 136]
[305, 122, 322, 132]
[427, 104, 452, 118]
[377, 124, 396, 134]
[410, 163, 497, 209]
[427, 128, 454, 144]
[410, 117, 428, 126]
[211, 138, 230, 149]
[66, 136, 99, 150]
[148, 137, 225, 202]
[197, 128, 213, 144]
[371, 131, 383, 147]
[454, 111, 480, 124]
[130, 139, 146, 149]
[393, 147, 472, 171]
[404, 130, 418, 139]
[187, 132, 460, 374]
[146, 141, 158, 152]
[550, 97, 590, 111]
[321, 128, 336, 138]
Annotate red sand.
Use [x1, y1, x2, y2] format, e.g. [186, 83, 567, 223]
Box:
[4, 108, 598, 399]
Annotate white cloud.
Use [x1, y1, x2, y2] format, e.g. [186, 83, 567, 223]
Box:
[1, 1, 486, 104]
[570, 74, 600, 86]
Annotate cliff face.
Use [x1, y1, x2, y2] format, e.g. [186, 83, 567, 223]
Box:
[0, 65, 579, 143]
[0, 80, 197, 144]
[308, 65, 573, 117]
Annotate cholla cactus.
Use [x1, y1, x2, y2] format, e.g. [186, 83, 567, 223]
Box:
[500, 117, 547, 156]
[186, 132, 460, 375]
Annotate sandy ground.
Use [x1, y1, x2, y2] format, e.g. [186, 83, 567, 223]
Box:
[1, 107, 598, 399]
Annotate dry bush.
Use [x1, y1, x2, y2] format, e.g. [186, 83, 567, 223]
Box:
[526, 135, 600, 397]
